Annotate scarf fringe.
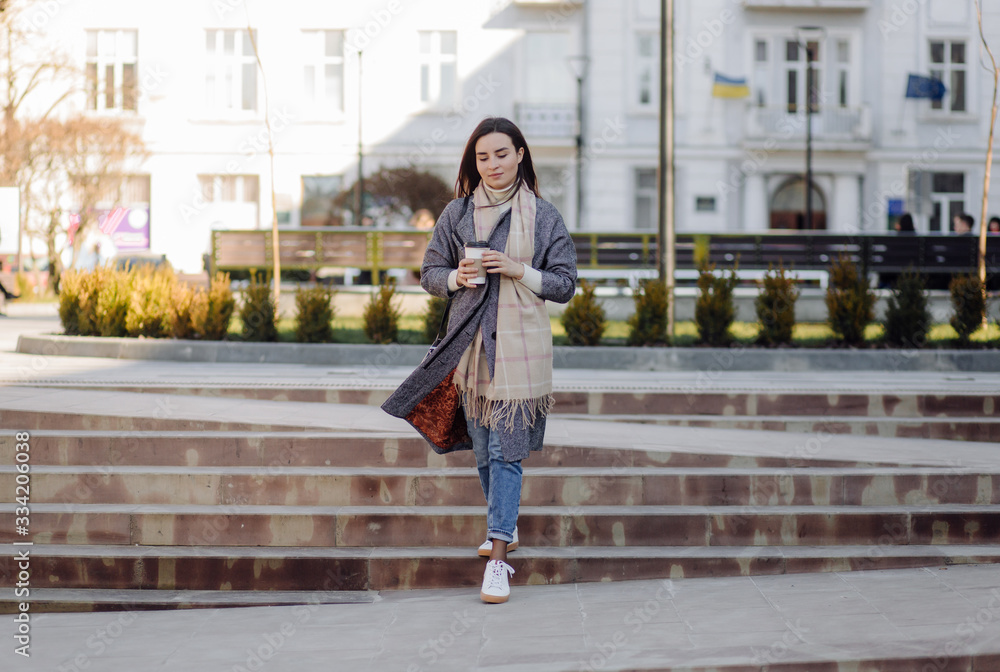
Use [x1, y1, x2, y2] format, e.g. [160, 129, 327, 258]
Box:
[459, 388, 555, 431]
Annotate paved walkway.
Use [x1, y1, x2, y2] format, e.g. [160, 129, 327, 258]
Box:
[4, 312, 1000, 671]
[4, 565, 1000, 671]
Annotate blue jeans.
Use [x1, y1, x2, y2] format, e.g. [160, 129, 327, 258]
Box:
[466, 415, 522, 543]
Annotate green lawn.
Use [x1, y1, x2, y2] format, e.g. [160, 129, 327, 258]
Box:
[230, 315, 1000, 348]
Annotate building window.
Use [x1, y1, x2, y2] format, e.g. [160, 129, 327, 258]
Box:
[836, 39, 850, 108]
[753, 38, 769, 107]
[301, 175, 343, 227]
[929, 40, 966, 112]
[198, 175, 260, 204]
[418, 30, 457, 105]
[635, 169, 657, 230]
[205, 29, 258, 113]
[695, 196, 717, 213]
[784, 39, 820, 114]
[86, 30, 138, 112]
[635, 33, 659, 108]
[303, 30, 345, 114]
[929, 172, 965, 232]
[755, 40, 768, 63]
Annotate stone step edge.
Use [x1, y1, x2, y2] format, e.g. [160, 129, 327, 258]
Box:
[12, 382, 1000, 420]
[560, 414, 1000, 424]
[4, 464, 993, 476]
[5, 503, 1000, 514]
[0, 589, 377, 613]
[4, 543, 999, 559]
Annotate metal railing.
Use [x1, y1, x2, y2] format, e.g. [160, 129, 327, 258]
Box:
[212, 229, 1000, 281]
[745, 105, 872, 142]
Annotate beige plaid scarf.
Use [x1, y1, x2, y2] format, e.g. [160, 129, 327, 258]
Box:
[454, 181, 554, 430]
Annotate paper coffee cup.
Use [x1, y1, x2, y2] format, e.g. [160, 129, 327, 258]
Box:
[464, 241, 489, 285]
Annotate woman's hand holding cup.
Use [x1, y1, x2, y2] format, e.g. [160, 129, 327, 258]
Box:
[456, 258, 480, 288]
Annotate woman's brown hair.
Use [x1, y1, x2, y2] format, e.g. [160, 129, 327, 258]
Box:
[454, 117, 540, 199]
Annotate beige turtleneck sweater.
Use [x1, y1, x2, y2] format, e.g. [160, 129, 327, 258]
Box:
[447, 181, 543, 293]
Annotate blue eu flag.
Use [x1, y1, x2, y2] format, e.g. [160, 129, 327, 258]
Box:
[905, 74, 947, 100]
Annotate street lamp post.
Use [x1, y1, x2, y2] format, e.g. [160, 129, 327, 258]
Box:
[797, 27, 823, 231]
[567, 56, 588, 231]
[659, 0, 676, 339]
[805, 42, 814, 231]
[356, 50, 364, 229]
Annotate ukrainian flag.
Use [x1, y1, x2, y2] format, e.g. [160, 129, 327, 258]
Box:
[712, 73, 750, 99]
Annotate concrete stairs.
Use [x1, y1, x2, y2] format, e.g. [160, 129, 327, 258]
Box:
[17, 381, 1000, 440]
[2, 411, 999, 612]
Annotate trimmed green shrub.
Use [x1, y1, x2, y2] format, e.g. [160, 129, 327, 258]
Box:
[884, 269, 931, 348]
[825, 256, 875, 346]
[170, 282, 202, 340]
[58, 269, 86, 336]
[423, 295, 450, 344]
[294, 284, 336, 343]
[364, 278, 402, 344]
[95, 266, 132, 337]
[239, 276, 278, 342]
[15, 272, 30, 299]
[695, 265, 738, 346]
[126, 266, 174, 338]
[74, 268, 106, 336]
[755, 265, 800, 346]
[201, 272, 235, 340]
[561, 280, 606, 346]
[949, 273, 986, 346]
[627, 278, 669, 346]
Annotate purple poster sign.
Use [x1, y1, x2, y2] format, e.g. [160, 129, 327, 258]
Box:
[97, 206, 150, 251]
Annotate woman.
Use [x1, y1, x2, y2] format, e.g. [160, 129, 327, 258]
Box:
[382, 117, 577, 604]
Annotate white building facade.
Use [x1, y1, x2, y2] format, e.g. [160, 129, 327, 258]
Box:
[20, 0, 1000, 273]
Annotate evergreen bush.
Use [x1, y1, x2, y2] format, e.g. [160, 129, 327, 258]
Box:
[294, 284, 336, 343]
[15, 272, 30, 300]
[423, 295, 450, 344]
[949, 273, 986, 346]
[201, 272, 235, 340]
[561, 280, 606, 346]
[363, 277, 402, 344]
[694, 265, 738, 346]
[239, 276, 278, 342]
[755, 264, 800, 346]
[126, 266, 174, 338]
[170, 282, 201, 340]
[884, 268, 931, 348]
[825, 256, 875, 346]
[95, 266, 132, 337]
[627, 278, 669, 346]
[75, 268, 106, 336]
[58, 269, 85, 336]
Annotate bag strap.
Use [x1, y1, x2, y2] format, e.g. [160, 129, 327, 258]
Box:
[430, 195, 472, 346]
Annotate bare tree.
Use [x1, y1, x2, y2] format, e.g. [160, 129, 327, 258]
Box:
[244, 6, 281, 306]
[26, 116, 146, 289]
[976, 1, 998, 289]
[335, 167, 454, 223]
[0, 0, 76, 269]
[0, 1, 147, 288]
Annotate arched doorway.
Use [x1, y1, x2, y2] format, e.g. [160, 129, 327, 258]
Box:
[769, 177, 827, 230]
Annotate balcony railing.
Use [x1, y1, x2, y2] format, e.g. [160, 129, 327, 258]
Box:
[514, 103, 577, 139]
[743, 0, 870, 9]
[744, 105, 872, 142]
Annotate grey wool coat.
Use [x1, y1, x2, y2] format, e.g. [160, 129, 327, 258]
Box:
[381, 194, 578, 461]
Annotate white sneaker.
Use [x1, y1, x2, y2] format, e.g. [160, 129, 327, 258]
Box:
[480, 559, 515, 604]
[478, 527, 518, 557]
